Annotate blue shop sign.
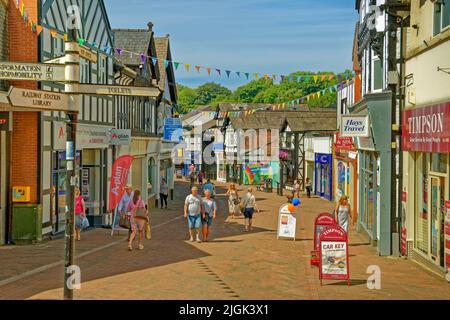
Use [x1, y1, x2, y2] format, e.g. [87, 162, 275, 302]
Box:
[163, 118, 183, 142]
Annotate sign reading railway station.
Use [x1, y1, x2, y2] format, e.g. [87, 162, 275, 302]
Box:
[0, 61, 66, 82]
[7, 87, 73, 112]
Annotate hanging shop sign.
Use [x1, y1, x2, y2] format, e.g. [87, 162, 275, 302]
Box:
[277, 204, 297, 241]
[445, 201, 450, 282]
[109, 129, 131, 146]
[78, 84, 161, 97]
[319, 225, 350, 286]
[7, 87, 73, 112]
[335, 132, 354, 150]
[340, 115, 369, 138]
[0, 61, 65, 82]
[402, 102, 450, 153]
[163, 118, 183, 142]
[311, 213, 337, 266]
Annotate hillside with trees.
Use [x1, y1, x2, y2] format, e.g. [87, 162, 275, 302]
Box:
[176, 70, 353, 113]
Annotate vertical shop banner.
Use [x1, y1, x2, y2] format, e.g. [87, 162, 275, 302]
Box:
[319, 225, 350, 286]
[108, 155, 134, 211]
[445, 201, 450, 282]
[277, 204, 297, 241]
[401, 192, 407, 256]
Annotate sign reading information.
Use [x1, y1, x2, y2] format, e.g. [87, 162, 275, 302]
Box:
[0, 61, 65, 82]
[340, 115, 369, 138]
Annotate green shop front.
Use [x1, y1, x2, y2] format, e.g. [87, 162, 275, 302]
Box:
[347, 92, 393, 256]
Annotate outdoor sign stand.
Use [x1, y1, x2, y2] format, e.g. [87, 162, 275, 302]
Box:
[311, 213, 337, 267]
[277, 204, 297, 241]
[318, 225, 350, 286]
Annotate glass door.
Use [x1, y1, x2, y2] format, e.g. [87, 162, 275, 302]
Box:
[428, 176, 445, 267]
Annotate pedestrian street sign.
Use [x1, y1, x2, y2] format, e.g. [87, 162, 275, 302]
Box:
[0, 61, 66, 82]
[6, 87, 76, 112]
[78, 84, 162, 97]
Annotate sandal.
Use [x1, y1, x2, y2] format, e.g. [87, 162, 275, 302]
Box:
[128, 244, 133, 251]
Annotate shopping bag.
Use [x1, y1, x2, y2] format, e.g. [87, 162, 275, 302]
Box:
[145, 222, 152, 240]
[119, 214, 131, 229]
[81, 217, 90, 230]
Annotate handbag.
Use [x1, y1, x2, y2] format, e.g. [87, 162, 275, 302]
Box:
[119, 214, 131, 229]
[135, 200, 148, 219]
[81, 217, 90, 230]
[145, 222, 152, 240]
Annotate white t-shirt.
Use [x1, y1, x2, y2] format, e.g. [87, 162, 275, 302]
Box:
[185, 194, 202, 216]
[243, 193, 256, 209]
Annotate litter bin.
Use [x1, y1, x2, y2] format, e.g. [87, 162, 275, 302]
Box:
[12, 204, 43, 244]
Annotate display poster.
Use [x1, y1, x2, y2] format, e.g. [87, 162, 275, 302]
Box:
[313, 213, 337, 250]
[244, 163, 273, 185]
[277, 204, 296, 241]
[445, 201, 450, 282]
[319, 225, 350, 285]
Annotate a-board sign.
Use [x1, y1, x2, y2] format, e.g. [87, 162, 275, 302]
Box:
[0, 61, 66, 82]
[311, 213, 337, 267]
[277, 204, 297, 241]
[319, 225, 350, 286]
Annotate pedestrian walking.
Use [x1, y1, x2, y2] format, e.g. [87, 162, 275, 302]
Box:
[202, 190, 217, 242]
[241, 187, 259, 232]
[335, 196, 352, 233]
[293, 179, 301, 198]
[226, 183, 240, 219]
[160, 178, 169, 209]
[74, 187, 86, 241]
[305, 178, 312, 198]
[184, 186, 204, 243]
[198, 171, 204, 186]
[203, 179, 216, 199]
[118, 184, 134, 241]
[189, 170, 196, 188]
[127, 190, 148, 251]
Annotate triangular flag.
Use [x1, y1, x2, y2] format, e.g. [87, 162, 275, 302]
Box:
[297, 76, 302, 82]
[321, 75, 326, 81]
[216, 69, 221, 76]
[264, 74, 269, 80]
[20, 3, 24, 16]
[206, 67, 212, 75]
[164, 60, 169, 68]
[305, 76, 310, 82]
[272, 74, 277, 81]
[195, 66, 201, 73]
[282, 103, 286, 110]
[142, 54, 148, 63]
[151, 57, 157, 65]
[313, 75, 318, 83]
[116, 48, 122, 56]
[254, 73, 259, 80]
[50, 30, 58, 38]
[174, 62, 180, 70]
[185, 64, 190, 72]
[244, 73, 249, 80]
[358, 74, 362, 80]
[36, 25, 43, 35]
[236, 72, 241, 77]
[226, 70, 231, 78]
[280, 75, 285, 81]
[329, 75, 334, 81]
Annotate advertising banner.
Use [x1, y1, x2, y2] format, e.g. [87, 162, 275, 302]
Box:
[319, 225, 350, 285]
[402, 102, 450, 153]
[108, 155, 134, 211]
[277, 204, 297, 241]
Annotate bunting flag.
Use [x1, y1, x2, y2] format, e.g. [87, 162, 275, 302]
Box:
[151, 57, 157, 66]
[206, 67, 212, 75]
[216, 69, 221, 76]
[185, 64, 190, 72]
[164, 60, 170, 68]
[254, 73, 259, 80]
[226, 70, 231, 78]
[244, 73, 249, 80]
[313, 75, 318, 83]
[236, 71, 241, 77]
[321, 75, 326, 81]
[174, 62, 180, 70]
[195, 66, 201, 73]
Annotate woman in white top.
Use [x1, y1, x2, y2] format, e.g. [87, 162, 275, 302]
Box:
[335, 196, 352, 233]
[241, 188, 259, 232]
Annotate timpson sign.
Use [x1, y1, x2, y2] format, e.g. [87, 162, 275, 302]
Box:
[402, 102, 450, 153]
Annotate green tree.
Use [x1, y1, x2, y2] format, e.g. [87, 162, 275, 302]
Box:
[194, 82, 232, 106]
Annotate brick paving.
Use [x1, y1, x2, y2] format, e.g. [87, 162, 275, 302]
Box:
[0, 180, 449, 300]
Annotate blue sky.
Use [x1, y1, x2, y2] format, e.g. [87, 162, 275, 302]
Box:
[105, 0, 358, 89]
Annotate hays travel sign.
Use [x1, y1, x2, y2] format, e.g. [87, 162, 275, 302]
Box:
[340, 115, 369, 138]
[403, 102, 450, 153]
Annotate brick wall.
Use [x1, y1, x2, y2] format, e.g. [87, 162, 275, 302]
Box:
[0, 0, 7, 90]
[8, 0, 39, 203]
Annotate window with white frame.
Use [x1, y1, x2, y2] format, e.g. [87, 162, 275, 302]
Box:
[434, 0, 450, 36]
[372, 58, 383, 91]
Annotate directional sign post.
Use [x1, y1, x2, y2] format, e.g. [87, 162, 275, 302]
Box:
[78, 84, 161, 97]
[0, 61, 66, 82]
[7, 87, 76, 112]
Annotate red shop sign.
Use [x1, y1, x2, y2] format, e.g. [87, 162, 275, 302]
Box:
[319, 225, 350, 286]
[311, 213, 337, 267]
[402, 102, 450, 153]
[335, 132, 354, 150]
[108, 155, 134, 211]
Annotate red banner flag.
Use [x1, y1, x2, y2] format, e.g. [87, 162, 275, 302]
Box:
[108, 155, 134, 211]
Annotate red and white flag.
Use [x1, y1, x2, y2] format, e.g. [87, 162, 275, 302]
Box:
[108, 155, 133, 211]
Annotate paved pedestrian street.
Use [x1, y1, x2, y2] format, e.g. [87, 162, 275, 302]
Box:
[0, 181, 448, 300]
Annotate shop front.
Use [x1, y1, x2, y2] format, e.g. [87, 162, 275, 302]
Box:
[77, 124, 113, 228]
[402, 102, 450, 276]
[334, 133, 358, 224]
[314, 153, 332, 201]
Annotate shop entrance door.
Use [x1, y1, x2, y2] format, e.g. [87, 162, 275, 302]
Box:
[428, 175, 445, 267]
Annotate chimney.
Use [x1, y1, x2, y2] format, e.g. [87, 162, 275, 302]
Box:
[165, 34, 170, 38]
[147, 21, 154, 31]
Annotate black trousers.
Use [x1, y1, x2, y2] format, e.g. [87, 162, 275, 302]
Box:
[306, 187, 311, 198]
[160, 193, 168, 207]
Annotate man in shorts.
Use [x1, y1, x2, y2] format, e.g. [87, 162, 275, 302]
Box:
[184, 186, 204, 243]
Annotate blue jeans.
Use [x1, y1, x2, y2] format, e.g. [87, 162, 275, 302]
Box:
[244, 208, 255, 219]
[188, 215, 201, 229]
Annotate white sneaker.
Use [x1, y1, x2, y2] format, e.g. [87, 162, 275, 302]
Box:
[189, 236, 194, 242]
[196, 237, 202, 243]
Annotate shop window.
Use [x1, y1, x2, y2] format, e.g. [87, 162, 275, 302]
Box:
[148, 158, 157, 194]
[434, 0, 450, 36]
[430, 153, 447, 174]
[415, 153, 429, 254]
[373, 59, 383, 91]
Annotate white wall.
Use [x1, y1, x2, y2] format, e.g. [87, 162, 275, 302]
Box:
[313, 137, 332, 155]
